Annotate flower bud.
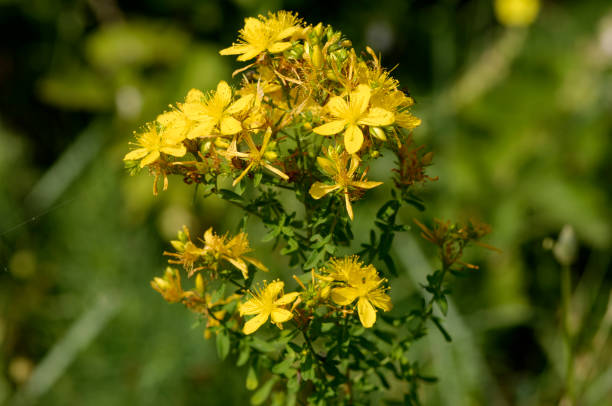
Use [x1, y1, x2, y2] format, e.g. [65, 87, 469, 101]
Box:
[195, 273, 205, 295]
[214, 138, 230, 149]
[370, 127, 387, 141]
[311, 45, 323, 69]
[264, 151, 278, 160]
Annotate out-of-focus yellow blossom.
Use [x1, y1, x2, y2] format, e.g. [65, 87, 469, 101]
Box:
[313, 84, 394, 153]
[203, 292, 243, 339]
[220, 11, 303, 61]
[151, 267, 188, 303]
[494, 0, 540, 27]
[124, 124, 186, 167]
[239, 280, 300, 334]
[203, 227, 268, 279]
[327, 257, 392, 328]
[309, 148, 382, 220]
[221, 127, 289, 186]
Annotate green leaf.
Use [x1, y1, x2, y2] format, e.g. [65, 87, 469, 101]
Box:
[251, 376, 278, 405]
[216, 328, 230, 360]
[253, 171, 263, 187]
[219, 188, 244, 202]
[211, 284, 226, 304]
[271, 354, 295, 375]
[246, 365, 259, 390]
[436, 295, 448, 316]
[237, 344, 251, 367]
[431, 317, 452, 342]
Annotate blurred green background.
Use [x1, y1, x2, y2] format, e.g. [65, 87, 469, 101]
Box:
[1, 0, 611, 405]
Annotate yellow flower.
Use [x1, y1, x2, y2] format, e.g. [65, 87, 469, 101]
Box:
[124, 123, 186, 167]
[494, 0, 539, 27]
[309, 148, 382, 220]
[203, 227, 268, 279]
[221, 127, 289, 186]
[371, 90, 421, 131]
[164, 226, 207, 277]
[220, 11, 303, 61]
[180, 81, 254, 139]
[151, 267, 187, 303]
[239, 280, 300, 335]
[327, 257, 392, 328]
[313, 84, 394, 154]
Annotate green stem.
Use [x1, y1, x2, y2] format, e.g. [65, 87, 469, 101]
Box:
[561, 264, 575, 404]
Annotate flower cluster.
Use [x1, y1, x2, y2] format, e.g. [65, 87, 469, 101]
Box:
[131, 11, 493, 405]
[155, 225, 392, 335]
[124, 10, 423, 221]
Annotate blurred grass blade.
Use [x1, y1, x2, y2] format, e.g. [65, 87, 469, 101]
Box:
[26, 119, 108, 211]
[9, 293, 122, 406]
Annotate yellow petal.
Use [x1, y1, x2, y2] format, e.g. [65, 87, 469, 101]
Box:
[351, 180, 383, 190]
[124, 148, 148, 161]
[227, 94, 254, 115]
[266, 281, 285, 298]
[357, 297, 377, 328]
[351, 85, 371, 116]
[239, 299, 262, 316]
[187, 122, 214, 139]
[268, 41, 292, 53]
[244, 256, 269, 272]
[182, 102, 208, 121]
[313, 120, 346, 136]
[219, 44, 251, 56]
[264, 164, 290, 180]
[316, 156, 336, 177]
[347, 154, 360, 177]
[271, 308, 293, 323]
[368, 290, 393, 312]
[157, 110, 180, 126]
[331, 287, 359, 306]
[185, 88, 205, 103]
[160, 144, 187, 157]
[344, 125, 364, 154]
[395, 113, 422, 129]
[358, 107, 394, 127]
[344, 192, 354, 221]
[216, 81, 232, 107]
[232, 163, 254, 187]
[220, 116, 242, 135]
[237, 47, 264, 61]
[140, 150, 160, 167]
[243, 312, 269, 335]
[226, 257, 249, 279]
[325, 96, 349, 118]
[275, 292, 299, 306]
[309, 182, 341, 200]
[277, 26, 301, 40]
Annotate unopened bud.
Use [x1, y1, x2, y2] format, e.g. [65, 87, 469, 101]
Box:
[199, 141, 211, 154]
[195, 273, 205, 295]
[264, 151, 278, 160]
[214, 138, 230, 149]
[370, 127, 387, 141]
[153, 277, 169, 290]
[311, 45, 323, 69]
